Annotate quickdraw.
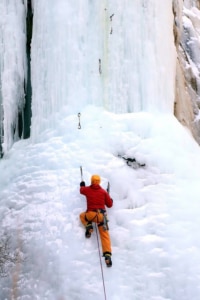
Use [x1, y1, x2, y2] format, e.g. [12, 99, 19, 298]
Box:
[78, 112, 81, 129]
[102, 211, 109, 231]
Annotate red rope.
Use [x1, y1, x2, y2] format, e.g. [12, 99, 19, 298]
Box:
[95, 223, 107, 300]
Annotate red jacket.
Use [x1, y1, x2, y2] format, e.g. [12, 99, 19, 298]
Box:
[80, 184, 113, 211]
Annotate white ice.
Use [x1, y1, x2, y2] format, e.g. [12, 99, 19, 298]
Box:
[1, 108, 200, 300]
[0, 1, 200, 300]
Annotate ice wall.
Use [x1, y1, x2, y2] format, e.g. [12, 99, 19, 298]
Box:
[0, 0, 26, 154]
[31, 0, 176, 140]
[0, 1, 177, 147]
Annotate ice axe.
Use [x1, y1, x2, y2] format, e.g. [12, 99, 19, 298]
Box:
[80, 166, 83, 181]
[107, 181, 110, 194]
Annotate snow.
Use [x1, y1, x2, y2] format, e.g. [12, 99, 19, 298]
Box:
[1, 0, 200, 300]
[1, 107, 200, 300]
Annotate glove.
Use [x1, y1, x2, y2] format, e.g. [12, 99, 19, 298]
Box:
[80, 181, 85, 187]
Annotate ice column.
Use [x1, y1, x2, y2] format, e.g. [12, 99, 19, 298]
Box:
[0, 0, 26, 154]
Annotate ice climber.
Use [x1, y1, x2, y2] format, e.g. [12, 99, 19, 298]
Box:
[79, 174, 113, 267]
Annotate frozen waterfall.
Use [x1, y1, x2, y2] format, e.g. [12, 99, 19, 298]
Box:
[0, 0, 26, 154]
[0, 0, 177, 150]
[2, 2, 200, 300]
[31, 0, 176, 141]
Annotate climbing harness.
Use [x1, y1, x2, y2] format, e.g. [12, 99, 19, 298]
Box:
[85, 209, 109, 231]
[78, 112, 81, 129]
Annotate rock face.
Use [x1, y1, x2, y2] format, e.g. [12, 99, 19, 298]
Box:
[173, 0, 200, 143]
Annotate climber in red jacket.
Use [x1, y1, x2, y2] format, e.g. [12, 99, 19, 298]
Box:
[80, 174, 113, 267]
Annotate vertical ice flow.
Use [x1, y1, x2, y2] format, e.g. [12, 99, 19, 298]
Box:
[31, 0, 176, 140]
[0, 0, 26, 153]
[0, 1, 176, 146]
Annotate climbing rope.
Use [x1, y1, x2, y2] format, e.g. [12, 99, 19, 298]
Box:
[95, 223, 107, 300]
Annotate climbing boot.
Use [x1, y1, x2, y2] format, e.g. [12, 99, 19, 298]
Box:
[85, 223, 93, 238]
[105, 254, 112, 267]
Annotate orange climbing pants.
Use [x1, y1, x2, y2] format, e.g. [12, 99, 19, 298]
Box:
[80, 211, 112, 255]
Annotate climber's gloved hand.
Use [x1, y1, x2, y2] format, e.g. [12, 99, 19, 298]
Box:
[80, 181, 85, 187]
